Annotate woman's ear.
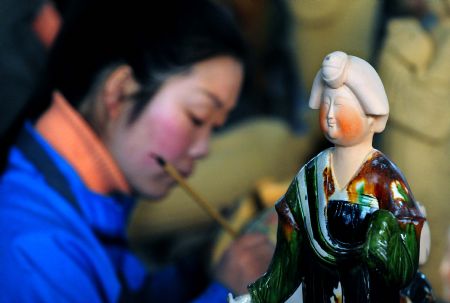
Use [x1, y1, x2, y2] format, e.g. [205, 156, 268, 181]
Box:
[101, 65, 139, 119]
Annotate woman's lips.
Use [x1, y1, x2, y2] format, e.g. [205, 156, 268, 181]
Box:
[163, 169, 192, 187]
[179, 169, 192, 178]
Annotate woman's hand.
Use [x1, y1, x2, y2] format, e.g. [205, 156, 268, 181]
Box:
[213, 233, 275, 295]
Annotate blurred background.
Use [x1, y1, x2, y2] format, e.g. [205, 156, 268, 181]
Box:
[1, 0, 449, 301]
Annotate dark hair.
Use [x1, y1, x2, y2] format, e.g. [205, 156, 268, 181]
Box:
[47, 0, 246, 123]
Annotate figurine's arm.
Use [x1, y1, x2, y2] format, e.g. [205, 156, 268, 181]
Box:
[247, 194, 304, 303]
[363, 209, 420, 287]
[362, 154, 427, 287]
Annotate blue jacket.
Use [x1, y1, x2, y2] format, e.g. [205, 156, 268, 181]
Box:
[0, 124, 229, 302]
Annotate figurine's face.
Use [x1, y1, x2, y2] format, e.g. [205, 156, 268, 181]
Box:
[319, 86, 374, 146]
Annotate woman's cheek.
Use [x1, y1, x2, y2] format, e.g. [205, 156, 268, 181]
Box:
[151, 113, 193, 160]
[336, 106, 362, 142]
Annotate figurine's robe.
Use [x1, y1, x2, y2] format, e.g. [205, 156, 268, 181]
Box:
[248, 148, 425, 303]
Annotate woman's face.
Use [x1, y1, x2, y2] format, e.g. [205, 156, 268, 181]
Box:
[105, 56, 243, 199]
[319, 85, 374, 147]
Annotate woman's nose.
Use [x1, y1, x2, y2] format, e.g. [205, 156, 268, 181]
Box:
[189, 130, 210, 159]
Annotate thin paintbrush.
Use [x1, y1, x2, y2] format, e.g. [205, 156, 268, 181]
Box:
[151, 153, 238, 238]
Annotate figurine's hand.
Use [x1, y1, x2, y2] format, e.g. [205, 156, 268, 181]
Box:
[228, 293, 252, 303]
[213, 233, 274, 295]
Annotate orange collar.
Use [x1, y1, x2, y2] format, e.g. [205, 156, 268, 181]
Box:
[36, 92, 130, 195]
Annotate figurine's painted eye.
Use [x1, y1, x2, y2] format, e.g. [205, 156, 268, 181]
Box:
[334, 96, 346, 107]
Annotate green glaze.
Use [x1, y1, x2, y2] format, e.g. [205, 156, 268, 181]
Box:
[248, 181, 304, 303]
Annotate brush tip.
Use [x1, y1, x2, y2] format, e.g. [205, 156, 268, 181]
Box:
[149, 152, 166, 166]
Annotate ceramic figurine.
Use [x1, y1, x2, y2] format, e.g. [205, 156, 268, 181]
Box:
[229, 51, 428, 303]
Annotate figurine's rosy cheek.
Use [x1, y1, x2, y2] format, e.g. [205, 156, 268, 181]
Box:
[337, 106, 362, 141]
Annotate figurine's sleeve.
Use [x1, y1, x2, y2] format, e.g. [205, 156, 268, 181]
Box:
[363, 165, 425, 288]
[363, 209, 420, 287]
[247, 182, 304, 303]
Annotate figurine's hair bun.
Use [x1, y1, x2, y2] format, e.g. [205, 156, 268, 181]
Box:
[309, 51, 389, 132]
[320, 51, 349, 89]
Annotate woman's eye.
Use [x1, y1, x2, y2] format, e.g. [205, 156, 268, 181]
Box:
[190, 115, 205, 127]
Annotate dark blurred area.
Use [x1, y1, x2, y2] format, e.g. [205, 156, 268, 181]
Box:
[219, 0, 300, 128]
[0, 0, 65, 171]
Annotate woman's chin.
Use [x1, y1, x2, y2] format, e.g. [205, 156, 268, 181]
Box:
[136, 183, 175, 201]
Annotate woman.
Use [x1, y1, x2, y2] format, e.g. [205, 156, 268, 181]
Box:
[0, 0, 273, 302]
[231, 51, 426, 302]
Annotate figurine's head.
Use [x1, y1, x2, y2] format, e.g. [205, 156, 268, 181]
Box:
[309, 51, 389, 146]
